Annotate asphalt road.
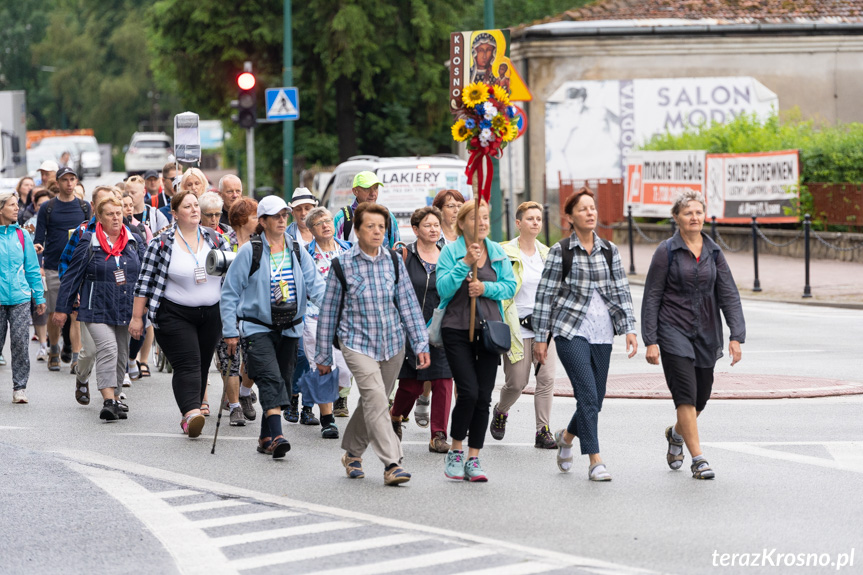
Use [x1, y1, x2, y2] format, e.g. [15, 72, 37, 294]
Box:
[2, 181, 862, 574]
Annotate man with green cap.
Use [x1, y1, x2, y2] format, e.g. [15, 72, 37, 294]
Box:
[333, 171, 401, 248]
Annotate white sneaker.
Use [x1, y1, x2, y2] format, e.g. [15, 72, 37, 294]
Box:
[36, 347, 48, 362]
[123, 374, 132, 388]
[12, 390, 28, 404]
[119, 391, 127, 400]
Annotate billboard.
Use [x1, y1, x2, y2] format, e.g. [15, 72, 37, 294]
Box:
[705, 150, 799, 223]
[545, 77, 778, 187]
[625, 151, 705, 218]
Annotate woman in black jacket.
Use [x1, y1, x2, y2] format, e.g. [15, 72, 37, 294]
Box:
[390, 207, 454, 453]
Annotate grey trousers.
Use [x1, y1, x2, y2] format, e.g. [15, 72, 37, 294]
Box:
[0, 303, 31, 390]
[77, 321, 97, 383]
[83, 323, 129, 391]
[340, 346, 405, 467]
[499, 337, 557, 430]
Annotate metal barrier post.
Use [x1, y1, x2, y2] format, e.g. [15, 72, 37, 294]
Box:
[710, 216, 717, 241]
[504, 198, 511, 241]
[627, 205, 635, 274]
[751, 216, 761, 292]
[803, 214, 812, 298]
[543, 204, 550, 246]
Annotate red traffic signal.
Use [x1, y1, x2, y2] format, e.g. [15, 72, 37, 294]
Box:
[237, 72, 256, 90]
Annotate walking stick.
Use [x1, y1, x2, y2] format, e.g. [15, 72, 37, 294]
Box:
[211, 357, 232, 455]
[468, 175, 480, 341]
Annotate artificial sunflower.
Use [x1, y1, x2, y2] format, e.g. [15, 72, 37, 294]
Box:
[451, 118, 471, 142]
[462, 82, 489, 107]
[492, 85, 510, 105]
[502, 121, 517, 142]
[491, 115, 507, 131]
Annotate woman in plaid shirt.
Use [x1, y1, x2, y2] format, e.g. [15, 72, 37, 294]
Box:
[533, 187, 638, 482]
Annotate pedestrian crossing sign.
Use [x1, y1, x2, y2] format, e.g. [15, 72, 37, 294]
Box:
[265, 88, 300, 121]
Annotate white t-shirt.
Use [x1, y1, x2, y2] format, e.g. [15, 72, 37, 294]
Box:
[164, 237, 222, 306]
[514, 248, 544, 339]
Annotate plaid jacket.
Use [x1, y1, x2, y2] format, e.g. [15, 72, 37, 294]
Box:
[133, 225, 228, 328]
[58, 218, 96, 278]
[533, 232, 636, 344]
[314, 244, 428, 367]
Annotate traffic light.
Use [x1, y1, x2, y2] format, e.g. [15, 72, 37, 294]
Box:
[233, 71, 257, 129]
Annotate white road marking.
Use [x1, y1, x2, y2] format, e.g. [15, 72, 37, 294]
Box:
[68, 462, 238, 575]
[457, 562, 560, 575]
[119, 432, 248, 441]
[210, 521, 358, 547]
[313, 546, 498, 575]
[58, 449, 658, 575]
[234, 533, 430, 569]
[156, 489, 203, 499]
[0, 426, 33, 430]
[704, 441, 863, 474]
[401, 441, 536, 447]
[193, 510, 301, 529]
[171, 500, 250, 513]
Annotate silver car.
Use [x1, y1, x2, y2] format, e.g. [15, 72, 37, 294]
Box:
[124, 132, 173, 176]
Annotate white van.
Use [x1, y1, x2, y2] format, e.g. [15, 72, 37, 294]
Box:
[320, 154, 472, 242]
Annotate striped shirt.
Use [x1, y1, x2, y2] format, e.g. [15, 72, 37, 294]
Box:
[269, 244, 296, 302]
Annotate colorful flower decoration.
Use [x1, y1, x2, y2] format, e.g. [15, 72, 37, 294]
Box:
[462, 82, 489, 108]
[451, 118, 471, 142]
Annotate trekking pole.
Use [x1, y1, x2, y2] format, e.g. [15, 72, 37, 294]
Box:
[211, 357, 232, 454]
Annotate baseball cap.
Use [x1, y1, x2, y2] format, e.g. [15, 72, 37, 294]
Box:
[257, 195, 292, 217]
[289, 188, 318, 209]
[144, 169, 160, 180]
[56, 167, 78, 180]
[352, 171, 384, 189]
[39, 160, 59, 172]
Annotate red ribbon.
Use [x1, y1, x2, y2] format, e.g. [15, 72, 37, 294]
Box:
[465, 150, 494, 202]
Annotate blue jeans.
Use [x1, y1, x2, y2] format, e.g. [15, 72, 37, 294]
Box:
[555, 336, 612, 455]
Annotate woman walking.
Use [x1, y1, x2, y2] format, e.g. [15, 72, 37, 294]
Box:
[131, 190, 229, 438]
[437, 200, 516, 482]
[55, 195, 144, 420]
[432, 189, 465, 246]
[390, 206, 454, 453]
[302, 206, 352, 439]
[533, 187, 638, 481]
[315, 202, 429, 485]
[0, 190, 46, 403]
[491, 201, 557, 449]
[642, 191, 745, 480]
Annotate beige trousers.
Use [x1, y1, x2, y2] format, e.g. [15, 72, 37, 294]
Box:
[498, 337, 557, 430]
[340, 346, 405, 467]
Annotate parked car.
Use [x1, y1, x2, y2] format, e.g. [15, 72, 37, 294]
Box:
[124, 132, 173, 176]
[320, 154, 471, 243]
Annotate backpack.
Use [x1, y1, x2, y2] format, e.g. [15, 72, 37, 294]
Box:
[240, 233, 304, 331]
[15, 228, 25, 252]
[247, 233, 301, 278]
[329, 248, 400, 350]
[559, 237, 615, 283]
[341, 205, 392, 242]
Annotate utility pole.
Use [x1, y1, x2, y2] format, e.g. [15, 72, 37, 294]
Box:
[485, 0, 503, 241]
[283, 0, 294, 201]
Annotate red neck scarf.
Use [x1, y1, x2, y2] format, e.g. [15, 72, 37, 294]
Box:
[95, 222, 129, 260]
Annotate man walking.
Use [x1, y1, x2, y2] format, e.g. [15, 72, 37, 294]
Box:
[333, 172, 400, 248]
[126, 175, 169, 237]
[218, 175, 243, 228]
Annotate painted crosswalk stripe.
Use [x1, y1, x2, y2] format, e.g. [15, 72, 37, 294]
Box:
[211, 521, 358, 547]
[232, 534, 430, 570]
[458, 561, 560, 575]
[313, 545, 498, 575]
[193, 510, 301, 529]
[155, 489, 203, 499]
[171, 500, 250, 513]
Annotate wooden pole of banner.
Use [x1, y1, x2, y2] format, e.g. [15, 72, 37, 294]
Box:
[468, 173, 480, 342]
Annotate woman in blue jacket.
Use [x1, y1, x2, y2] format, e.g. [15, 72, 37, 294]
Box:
[436, 200, 516, 482]
[55, 195, 144, 421]
[0, 190, 46, 404]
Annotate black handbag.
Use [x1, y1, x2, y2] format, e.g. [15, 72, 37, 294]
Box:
[475, 300, 511, 355]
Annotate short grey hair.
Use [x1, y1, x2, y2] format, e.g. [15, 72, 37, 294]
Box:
[304, 206, 331, 229]
[218, 174, 242, 193]
[198, 191, 223, 213]
[671, 190, 706, 217]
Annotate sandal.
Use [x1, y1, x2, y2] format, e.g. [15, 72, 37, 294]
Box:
[665, 426, 685, 470]
[75, 379, 90, 406]
[257, 437, 272, 454]
[200, 402, 210, 417]
[137, 361, 151, 378]
[269, 435, 291, 459]
[554, 429, 574, 473]
[589, 462, 612, 482]
[691, 458, 716, 480]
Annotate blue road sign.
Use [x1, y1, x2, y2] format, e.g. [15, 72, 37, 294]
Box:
[265, 88, 299, 121]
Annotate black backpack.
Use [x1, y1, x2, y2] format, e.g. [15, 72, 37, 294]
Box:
[247, 233, 301, 278]
[340, 205, 392, 241]
[329, 248, 400, 350]
[559, 237, 615, 282]
[239, 234, 304, 331]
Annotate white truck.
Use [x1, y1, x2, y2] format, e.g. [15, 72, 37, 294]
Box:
[0, 90, 27, 178]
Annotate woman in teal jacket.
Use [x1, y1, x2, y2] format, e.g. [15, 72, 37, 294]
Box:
[436, 199, 516, 482]
[0, 190, 46, 404]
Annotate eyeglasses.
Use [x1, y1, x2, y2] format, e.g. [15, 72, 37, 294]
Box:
[311, 218, 333, 228]
[202, 212, 221, 218]
[444, 203, 462, 210]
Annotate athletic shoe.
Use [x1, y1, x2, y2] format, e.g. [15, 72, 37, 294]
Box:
[429, 431, 450, 453]
[284, 396, 299, 423]
[0, 354, 6, 366]
[12, 390, 28, 404]
[239, 394, 257, 421]
[489, 405, 507, 440]
[181, 413, 205, 438]
[444, 450, 465, 480]
[300, 406, 319, 426]
[229, 406, 246, 427]
[384, 465, 411, 486]
[122, 374, 132, 388]
[321, 423, 339, 439]
[535, 425, 557, 449]
[463, 457, 488, 482]
[115, 400, 129, 413]
[99, 399, 121, 421]
[414, 395, 430, 428]
[333, 396, 349, 417]
[36, 347, 48, 362]
[269, 436, 291, 459]
[341, 452, 365, 478]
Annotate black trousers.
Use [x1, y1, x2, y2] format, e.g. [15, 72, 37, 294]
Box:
[154, 299, 222, 415]
[243, 331, 298, 412]
[442, 328, 500, 450]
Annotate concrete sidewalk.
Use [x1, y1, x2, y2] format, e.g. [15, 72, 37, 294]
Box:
[622, 241, 863, 307]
